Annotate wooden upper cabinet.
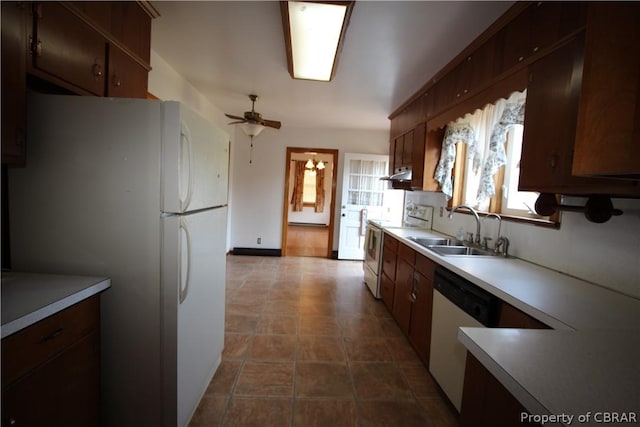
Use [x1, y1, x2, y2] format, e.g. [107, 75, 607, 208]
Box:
[110, 2, 152, 64]
[32, 2, 107, 96]
[423, 127, 444, 191]
[495, 2, 587, 76]
[519, 35, 586, 191]
[1, 2, 28, 166]
[572, 2, 640, 179]
[411, 123, 426, 190]
[107, 44, 148, 98]
[520, 33, 640, 195]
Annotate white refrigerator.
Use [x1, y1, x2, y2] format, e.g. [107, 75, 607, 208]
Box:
[8, 94, 229, 427]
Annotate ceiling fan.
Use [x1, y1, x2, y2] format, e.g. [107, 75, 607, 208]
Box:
[225, 94, 282, 135]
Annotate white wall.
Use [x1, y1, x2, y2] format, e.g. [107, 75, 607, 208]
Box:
[149, 50, 389, 252]
[406, 191, 640, 299]
[231, 127, 389, 251]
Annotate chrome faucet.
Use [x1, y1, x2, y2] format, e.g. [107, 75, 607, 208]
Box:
[482, 213, 502, 249]
[482, 213, 509, 257]
[448, 204, 481, 245]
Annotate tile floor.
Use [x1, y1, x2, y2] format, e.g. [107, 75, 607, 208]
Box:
[189, 255, 460, 427]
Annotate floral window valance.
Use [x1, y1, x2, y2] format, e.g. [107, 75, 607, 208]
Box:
[434, 90, 527, 204]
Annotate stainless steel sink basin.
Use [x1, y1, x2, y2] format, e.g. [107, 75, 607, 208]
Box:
[427, 245, 496, 257]
[407, 237, 464, 247]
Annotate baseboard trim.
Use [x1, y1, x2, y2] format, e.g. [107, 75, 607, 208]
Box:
[232, 247, 282, 257]
[331, 250, 339, 259]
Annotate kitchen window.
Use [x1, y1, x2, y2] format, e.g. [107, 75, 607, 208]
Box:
[435, 90, 559, 226]
[302, 169, 317, 204]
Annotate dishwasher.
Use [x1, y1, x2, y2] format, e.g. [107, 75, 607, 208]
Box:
[429, 266, 500, 412]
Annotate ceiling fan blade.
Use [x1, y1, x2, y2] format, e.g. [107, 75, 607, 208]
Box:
[263, 119, 282, 130]
[225, 113, 245, 121]
[227, 120, 247, 125]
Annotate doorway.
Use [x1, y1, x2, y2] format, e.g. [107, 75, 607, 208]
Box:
[281, 147, 338, 258]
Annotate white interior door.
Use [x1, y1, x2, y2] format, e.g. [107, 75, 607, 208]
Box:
[338, 153, 390, 260]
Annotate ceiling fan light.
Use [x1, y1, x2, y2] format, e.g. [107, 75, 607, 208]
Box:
[283, 1, 354, 82]
[241, 122, 265, 138]
[316, 160, 325, 170]
[305, 159, 315, 169]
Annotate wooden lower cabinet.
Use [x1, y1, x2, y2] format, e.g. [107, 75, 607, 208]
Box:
[460, 353, 541, 427]
[386, 241, 436, 366]
[393, 244, 416, 334]
[2, 296, 101, 427]
[408, 254, 436, 364]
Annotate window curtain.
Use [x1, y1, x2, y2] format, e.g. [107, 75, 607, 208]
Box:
[433, 121, 482, 199]
[290, 160, 305, 212]
[433, 90, 526, 204]
[477, 90, 526, 202]
[314, 167, 325, 213]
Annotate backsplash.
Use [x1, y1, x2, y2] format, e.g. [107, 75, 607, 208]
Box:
[405, 191, 640, 299]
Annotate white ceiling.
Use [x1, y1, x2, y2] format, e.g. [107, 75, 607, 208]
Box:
[151, 1, 514, 131]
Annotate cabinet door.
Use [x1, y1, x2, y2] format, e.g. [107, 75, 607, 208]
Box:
[402, 129, 414, 169]
[2, 332, 100, 427]
[109, 2, 152, 63]
[393, 242, 415, 336]
[519, 36, 586, 190]
[460, 353, 541, 427]
[381, 243, 397, 282]
[423, 127, 444, 191]
[393, 134, 404, 172]
[411, 123, 426, 190]
[33, 2, 106, 96]
[573, 2, 640, 178]
[1, 2, 28, 165]
[380, 271, 395, 313]
[408, 270, 433, 364]
[107, 44, 148, 98]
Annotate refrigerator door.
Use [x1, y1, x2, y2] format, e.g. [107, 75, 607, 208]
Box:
[161, 207, 227, 426]
[161, 102, 229, 214]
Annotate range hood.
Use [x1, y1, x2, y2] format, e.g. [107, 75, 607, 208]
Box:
[380, 166, 412, 182]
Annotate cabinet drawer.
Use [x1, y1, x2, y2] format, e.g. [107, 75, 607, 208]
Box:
[415, 253, 436, 279]
[381, 247, 397, 282]
[383, 234, 398, 252]
[397, 242, 416, 265]
[2, 296, 100, 388]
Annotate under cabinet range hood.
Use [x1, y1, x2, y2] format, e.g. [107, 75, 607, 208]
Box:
[380, 166, 412, 182]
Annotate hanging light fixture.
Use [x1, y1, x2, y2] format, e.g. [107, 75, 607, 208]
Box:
[316, 160, 325, 170]
[281, 1, 355, 82]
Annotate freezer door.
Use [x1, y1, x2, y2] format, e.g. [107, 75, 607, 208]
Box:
[162, 207, 227, 426]
[162, 102, 229, 213]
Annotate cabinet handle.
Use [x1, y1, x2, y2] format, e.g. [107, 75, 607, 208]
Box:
[549, 153, 558, 169]
[28, 35, 42, 56]
[8, 418, 16, 425]
[112, 75, 122, 87]
[92, 63, 103, 79]
[40, 327, 64, 343]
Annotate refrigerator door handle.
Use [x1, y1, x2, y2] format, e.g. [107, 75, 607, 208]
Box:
[180, 122, 194, 211]
[179, 217, 192, 304]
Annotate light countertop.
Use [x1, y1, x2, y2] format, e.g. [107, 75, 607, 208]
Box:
[1, 272, 111, 339]
[382, 227, 640, 423]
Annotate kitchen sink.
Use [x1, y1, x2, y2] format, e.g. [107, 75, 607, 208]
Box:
[427, 245, 496, 257]
[407, 236, 464, 247]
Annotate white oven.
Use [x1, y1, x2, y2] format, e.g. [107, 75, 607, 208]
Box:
[362, 204, 434, 299]
[363, 220, 383, 298]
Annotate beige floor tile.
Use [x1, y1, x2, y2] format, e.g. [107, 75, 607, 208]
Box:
[298, 336, 346, 361]
[188, 395, 228, 427]
[235, 361, 294, 397]
[295, 362, 353, 398]
[222, 333, 253, 360]
[205, 360, 242, 395]
[298, 316, 341, 336]
[350, 362, 413, 400]
[294, 399, 358, 427]
[223, 397, 292, 427]
[225, 314, 258, 333]
[343, 336, 393, 362]
[248, 335, 297, 361]
[358, 400, 431, 427]
[256, 315, 298, 335]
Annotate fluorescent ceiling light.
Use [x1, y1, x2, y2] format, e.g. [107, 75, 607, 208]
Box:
[281, 1, 354, 81]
